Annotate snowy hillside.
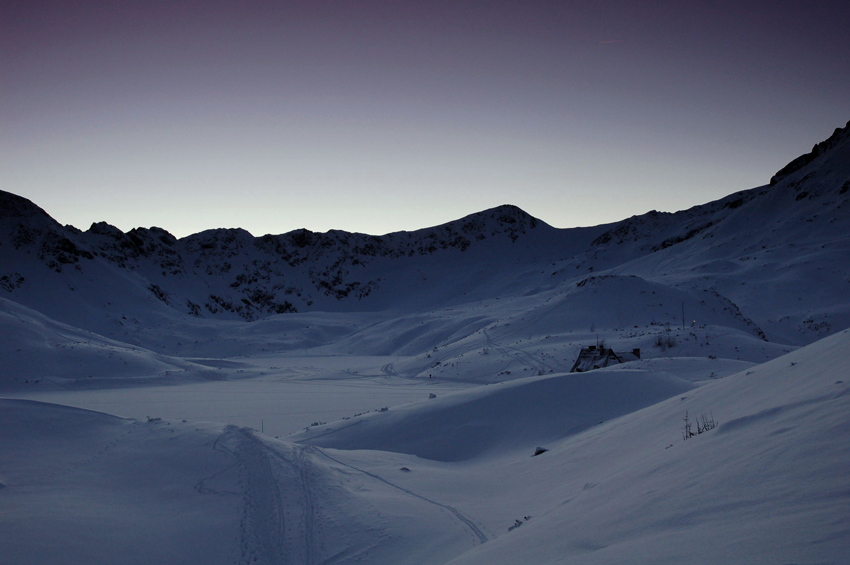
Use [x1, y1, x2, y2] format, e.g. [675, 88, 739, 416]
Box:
[3, 327, 848, 564]
[2, 121, 849, 563]
[0, 296, 208, 389]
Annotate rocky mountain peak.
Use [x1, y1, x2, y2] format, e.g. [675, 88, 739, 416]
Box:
[87, 221, 126, 238]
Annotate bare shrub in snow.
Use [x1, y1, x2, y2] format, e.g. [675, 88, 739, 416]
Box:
[682, 411, 694, 440]
[655, 333, 676, 350]
[697, 412, 718, 434]
[682, 411, 717, 440]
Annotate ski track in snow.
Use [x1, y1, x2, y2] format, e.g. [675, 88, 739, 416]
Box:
[278, 444, 320, 565]
[483, 327, 551, 375]
[216, 426, 488, 564]
[314, 448, 490, 546]
[216, 427, 320, 565]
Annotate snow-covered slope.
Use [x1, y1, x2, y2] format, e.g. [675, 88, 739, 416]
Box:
[293, 369, 695, 461]
[297, 326, 850, 563]
[0, 296, 210, 389]
[2, 326, 848, 564]
[0, 402, 242, 564]
[442, 328, 850, 564]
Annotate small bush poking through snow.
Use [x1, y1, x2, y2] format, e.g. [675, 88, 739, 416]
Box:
[656, 333, 677, 350]
[682, 411, 717, 440]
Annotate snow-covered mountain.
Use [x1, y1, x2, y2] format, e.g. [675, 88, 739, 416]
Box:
[2, 120, 848, 356]
[0, 193, 575, 321]
[2, 121, 849, 564]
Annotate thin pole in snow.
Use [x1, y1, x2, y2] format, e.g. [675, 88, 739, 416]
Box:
[682, 303, 685, 330]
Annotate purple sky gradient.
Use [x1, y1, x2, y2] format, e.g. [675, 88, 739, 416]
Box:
[2, 1, 849, 238]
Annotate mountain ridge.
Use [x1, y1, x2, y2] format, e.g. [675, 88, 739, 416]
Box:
[1, 121, 848, 349]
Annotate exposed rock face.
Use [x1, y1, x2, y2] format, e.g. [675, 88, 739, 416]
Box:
[0, 273, 24, 292]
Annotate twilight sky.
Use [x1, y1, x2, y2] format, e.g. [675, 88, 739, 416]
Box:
[2, 1, 849, 238]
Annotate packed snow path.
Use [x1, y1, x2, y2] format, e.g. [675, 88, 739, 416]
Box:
[215, 427, 489, 564]
[316, 449, 489, 545]
[216, 427, 320, 565]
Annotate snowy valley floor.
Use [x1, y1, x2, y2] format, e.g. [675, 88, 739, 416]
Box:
[2, 328, 850, 564]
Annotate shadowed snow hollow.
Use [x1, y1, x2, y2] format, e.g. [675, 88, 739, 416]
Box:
[293, 370, 695, 461]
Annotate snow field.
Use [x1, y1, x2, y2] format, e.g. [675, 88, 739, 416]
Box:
[3, 329, 848, 563]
